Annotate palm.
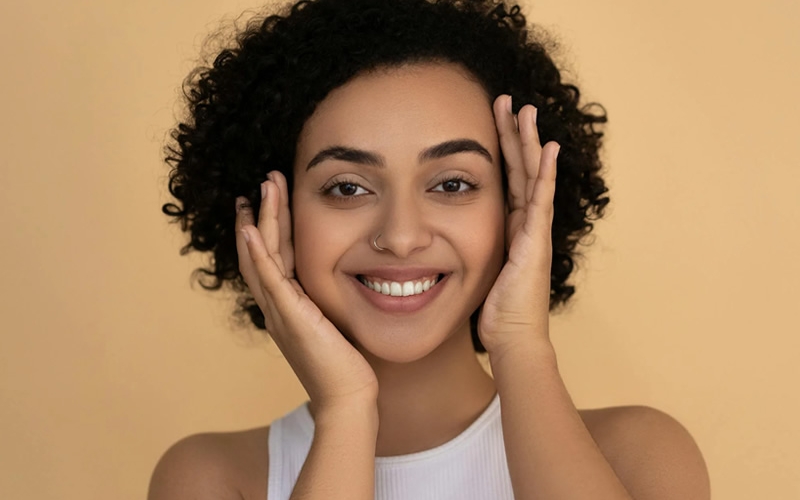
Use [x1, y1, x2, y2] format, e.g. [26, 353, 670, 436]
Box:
[275, 280, 378, 404]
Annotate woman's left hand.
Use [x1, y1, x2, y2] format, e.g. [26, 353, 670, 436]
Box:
[478, 94, 560, 357]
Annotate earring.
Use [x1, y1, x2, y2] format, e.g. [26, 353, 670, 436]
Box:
[373, 233, 386, 251]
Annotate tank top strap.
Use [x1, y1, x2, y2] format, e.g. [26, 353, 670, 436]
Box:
[267, 402, 314, 500]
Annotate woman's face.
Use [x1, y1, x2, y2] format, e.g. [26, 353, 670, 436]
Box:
[292, 62, 505, 363]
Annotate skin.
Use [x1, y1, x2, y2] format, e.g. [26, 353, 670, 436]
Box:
[290, 63, 504, 456]
[148, 62, 710, 500]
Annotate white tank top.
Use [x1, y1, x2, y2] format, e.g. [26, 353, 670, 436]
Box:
[267, 393, 514, 500]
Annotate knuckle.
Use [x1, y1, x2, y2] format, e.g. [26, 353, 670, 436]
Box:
[520, 133, 537, 148]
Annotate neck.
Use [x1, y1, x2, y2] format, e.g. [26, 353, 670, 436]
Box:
[365, 326, 497, 457]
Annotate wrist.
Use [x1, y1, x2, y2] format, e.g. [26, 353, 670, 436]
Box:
[479, 317, 551, 357]
[486, 336, 558, 372]
[311, 397, 379, 435]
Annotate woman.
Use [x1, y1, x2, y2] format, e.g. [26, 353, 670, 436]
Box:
[151, 0, 710, 498]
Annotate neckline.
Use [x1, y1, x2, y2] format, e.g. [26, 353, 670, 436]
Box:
[296, 392, 500, 465]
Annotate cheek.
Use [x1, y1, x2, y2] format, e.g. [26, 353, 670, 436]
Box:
[291, 199, 321, 285]
[453, 198, 506, 281]
[291, 202, 363, 286]
[479, 213, 506, 276]
[293, 207, 328, 282]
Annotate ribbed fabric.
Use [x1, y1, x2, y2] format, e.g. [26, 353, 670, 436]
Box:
[267, 393, 514, 500]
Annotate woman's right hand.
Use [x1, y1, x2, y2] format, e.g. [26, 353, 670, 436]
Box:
[235, 171, 379, 413]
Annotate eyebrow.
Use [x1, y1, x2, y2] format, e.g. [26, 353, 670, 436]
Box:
[420, 139, 494, 164]
[305, 139, 493, 170]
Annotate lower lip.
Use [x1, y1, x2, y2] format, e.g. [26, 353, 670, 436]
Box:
[350, 274, 449, 314]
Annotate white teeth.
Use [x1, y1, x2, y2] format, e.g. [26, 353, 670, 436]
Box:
[360, 275, 440, 297]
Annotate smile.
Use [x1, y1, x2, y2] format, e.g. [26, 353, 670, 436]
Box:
[357, 274, 443, 297]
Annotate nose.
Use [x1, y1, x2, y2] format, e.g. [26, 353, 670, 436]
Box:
[373, 193, 433, 258]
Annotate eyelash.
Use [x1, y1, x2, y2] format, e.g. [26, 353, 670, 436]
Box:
[320, 177, 370, 199]
[430, 174, 479, 195]
[320, 175, 479, 201]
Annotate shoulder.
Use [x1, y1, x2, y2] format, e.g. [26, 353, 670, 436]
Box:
[147, 426, 270, 500]
[579, 405, 711, 500]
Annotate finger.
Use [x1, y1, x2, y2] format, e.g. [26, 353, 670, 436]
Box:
[240, 223, 298, 315]
[268, 170, 295, 278]
[236, 194, 300, 341]
[525, 142, 559, 239]
[234, 200, 287, 336]
[234, 196, 267, 307]
[257, 180, 288, 276]
[518, 104, 543, 203]
[493, 94, 526, 211]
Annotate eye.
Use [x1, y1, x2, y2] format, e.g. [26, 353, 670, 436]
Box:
[322, 180, 370, 198]
[431, 177, 476, 194]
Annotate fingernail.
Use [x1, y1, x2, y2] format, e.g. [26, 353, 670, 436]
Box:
[555, 144, 561, 159]
[506, 95, 513, 115]
[240, 229, 251, 243]
[261, 182, 267, 199]
[266, 171, 273, 181]
[531, 106, 538, 124]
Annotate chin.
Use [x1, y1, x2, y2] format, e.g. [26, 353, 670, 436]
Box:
[340, 316, 471, 366]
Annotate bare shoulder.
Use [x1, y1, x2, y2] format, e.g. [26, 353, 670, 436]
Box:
[578, 405, 711, 500]
[147, 426, 270, 500]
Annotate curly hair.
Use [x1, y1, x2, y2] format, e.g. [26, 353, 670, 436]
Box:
[162, 0, 609, 352]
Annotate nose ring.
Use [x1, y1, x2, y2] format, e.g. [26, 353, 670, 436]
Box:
[372, 233, 386, 251]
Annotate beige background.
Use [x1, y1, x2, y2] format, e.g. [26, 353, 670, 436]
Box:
[1, 0, 798, 498]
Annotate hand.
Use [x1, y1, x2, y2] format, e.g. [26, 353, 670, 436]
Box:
[235, 171, 378, 410]
[478, 95, 560, 356]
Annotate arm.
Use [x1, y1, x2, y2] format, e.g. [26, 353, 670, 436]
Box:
[492, 346, 710, 500]
[490, 341, 633, 500]
[290, 402, 378, 500]
[482, 95, 709, 500]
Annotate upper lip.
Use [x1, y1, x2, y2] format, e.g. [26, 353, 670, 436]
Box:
[352, 267, 449, 282]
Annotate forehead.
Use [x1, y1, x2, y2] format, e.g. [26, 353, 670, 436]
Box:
[294, 62, 499, 168]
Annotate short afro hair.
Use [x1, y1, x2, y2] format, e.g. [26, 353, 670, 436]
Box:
[162, 0, 610, 352]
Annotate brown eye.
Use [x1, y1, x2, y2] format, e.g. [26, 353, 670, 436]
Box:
[324, 180, 369, 198]
[432, 177, 474, 194]
[337, 183, 359, 196]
